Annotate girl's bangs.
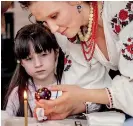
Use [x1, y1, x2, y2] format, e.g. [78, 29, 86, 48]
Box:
[15, 35, 31, 59]
[15, 29, 58, 60]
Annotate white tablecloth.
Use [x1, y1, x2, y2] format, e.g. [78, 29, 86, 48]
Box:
[1, 111, 125, 126]
[1, 111, 87, 126]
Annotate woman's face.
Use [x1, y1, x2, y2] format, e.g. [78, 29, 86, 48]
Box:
[29, 1, 83, 38]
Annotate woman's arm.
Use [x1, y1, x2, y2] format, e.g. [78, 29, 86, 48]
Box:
[106, 21, 133, 116]
[82, 88, 109, 104]
[35, 85, 110, 120]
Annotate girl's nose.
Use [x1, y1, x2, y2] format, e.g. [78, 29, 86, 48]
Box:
[47, 20, 59, 34]
[34, 55, 42, 68]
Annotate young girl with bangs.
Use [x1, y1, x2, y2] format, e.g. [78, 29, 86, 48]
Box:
[5, 24, 64, 116]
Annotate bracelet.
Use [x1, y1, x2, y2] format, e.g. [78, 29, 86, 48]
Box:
[105, 87, 113, 108]
[85, 102, 101, 114]
[85, 102, 90, 114]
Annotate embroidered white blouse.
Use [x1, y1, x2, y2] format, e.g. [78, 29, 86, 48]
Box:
[59, 1, 133, 116]
[101, 1, 133, 116]
[56, 1, 133, 116]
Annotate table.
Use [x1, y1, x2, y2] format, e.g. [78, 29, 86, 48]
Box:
[2, 110, 125, 126]
[3, 117, 87, 126]
[1, 111, 87, 126]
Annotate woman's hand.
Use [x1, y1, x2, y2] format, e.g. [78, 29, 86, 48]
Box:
[34, 85, 86, 120]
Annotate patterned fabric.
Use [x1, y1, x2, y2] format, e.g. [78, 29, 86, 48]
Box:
[111, 1, 133, 35]
[121, 37, 133, 61]
[101, 1, 133, 116]
[64, 54, 72, 71]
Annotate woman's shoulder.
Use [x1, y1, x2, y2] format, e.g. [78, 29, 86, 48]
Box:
[104, 1, 130, 15]
[103, 1, 133, 39]
[103, 1, 132, 24]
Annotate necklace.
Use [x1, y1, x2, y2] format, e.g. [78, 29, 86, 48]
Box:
[78, 2, 98, 62]
[78, 2, 93, 41]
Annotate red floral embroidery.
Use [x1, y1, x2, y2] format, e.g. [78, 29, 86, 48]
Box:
[126, 44, 133, 54]
[126, 2, 133, 12]
[128, 38, 132, 42]
[115, 25, 121, 33]
[64, 58, 67, 64]
[119, 9, 128, 21]
[111, 2, 133, 35]
[64, 54, 72, 71]
[68, 60, 72, 64]
[121, 49, 125, 53]
[122, 37, 133, 61]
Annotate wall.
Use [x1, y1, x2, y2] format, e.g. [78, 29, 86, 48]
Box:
[14, 2, 31, 35]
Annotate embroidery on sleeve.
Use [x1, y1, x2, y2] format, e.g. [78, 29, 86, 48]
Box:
[64, 54, 72, 71]
[122, 37, 133, 61]
[111, 1, 133, 35]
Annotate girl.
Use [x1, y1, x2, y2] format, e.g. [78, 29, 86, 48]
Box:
[5, 22, 112, 118]
[18, 1, 133, 120]
[5, 24, 64, 116]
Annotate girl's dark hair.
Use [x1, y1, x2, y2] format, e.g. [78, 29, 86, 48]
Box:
[4, 24, 64, 116]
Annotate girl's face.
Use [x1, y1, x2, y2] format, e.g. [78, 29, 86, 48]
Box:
[29, 1, 83, 38]
[21, 43, 57, 81]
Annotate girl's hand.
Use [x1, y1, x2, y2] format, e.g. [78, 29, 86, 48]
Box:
[34, 85, 86, 120]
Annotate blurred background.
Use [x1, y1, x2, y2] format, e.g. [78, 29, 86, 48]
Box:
[1, 1, 32, 110]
